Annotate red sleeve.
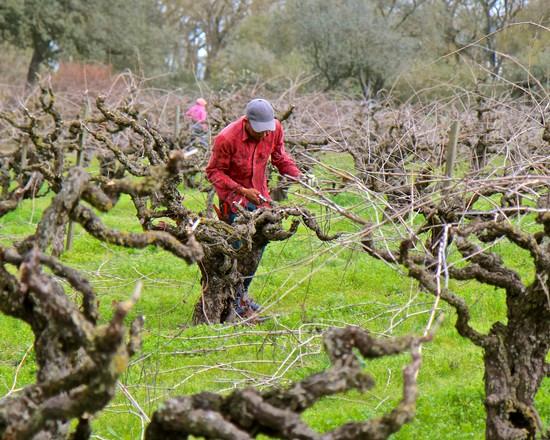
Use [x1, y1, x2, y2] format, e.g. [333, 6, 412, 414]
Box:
[205, 135, 241, 191]
[270, 122, 301, 178]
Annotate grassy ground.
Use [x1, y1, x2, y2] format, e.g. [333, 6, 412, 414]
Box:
[0, 166, 549, 439]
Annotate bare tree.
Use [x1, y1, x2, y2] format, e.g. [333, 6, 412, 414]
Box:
[438, 0, 527, 77]
[0, 88, 205, 439]
[364, 181, 549, 439]
[274, 85, 550, 439]
[161, 0, 256, 79]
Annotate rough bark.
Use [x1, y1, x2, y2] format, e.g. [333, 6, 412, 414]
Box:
[0, 245, 144, 440]
[146, 326, 434, 439]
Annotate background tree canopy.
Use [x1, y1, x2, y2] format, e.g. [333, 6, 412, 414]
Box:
[275, 0, 418, 95]
[0, 0, 168, 86]
[0, 0, 548, 96]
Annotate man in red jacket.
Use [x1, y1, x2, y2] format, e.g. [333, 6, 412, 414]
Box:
[205, 98, 302, 317]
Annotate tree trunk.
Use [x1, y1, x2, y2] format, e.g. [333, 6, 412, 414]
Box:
[359, 68, 370, 99]
[473, 139, 488, 171]
[358, 68, 385, 100]
[193, 255, 241, 324]
[26, 45, 47, 88]
[483, 284, 550, 439]
[191, 208, 324, 325]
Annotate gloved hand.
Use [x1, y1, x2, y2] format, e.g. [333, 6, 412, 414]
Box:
[301, 173, 317, 187]
[283, 173, 317, 188]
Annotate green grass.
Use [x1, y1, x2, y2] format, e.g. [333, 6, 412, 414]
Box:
[0, 178, 549, 440]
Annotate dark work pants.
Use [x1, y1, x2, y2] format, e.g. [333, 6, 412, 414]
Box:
[227, 202, 266, 292]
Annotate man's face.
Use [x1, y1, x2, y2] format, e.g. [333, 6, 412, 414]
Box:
[245, 119, 269, 141]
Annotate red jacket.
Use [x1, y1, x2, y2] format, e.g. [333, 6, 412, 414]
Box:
[206, 116, 301, 211]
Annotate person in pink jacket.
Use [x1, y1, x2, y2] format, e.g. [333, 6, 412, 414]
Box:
[185, 98, 208, 146]
[186, 98, 207, 124]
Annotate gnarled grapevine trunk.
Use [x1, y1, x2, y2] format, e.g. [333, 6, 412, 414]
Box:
[191, 207, 335, 324]
[193, 242, 265, 324]
[146, 326, 433, 439]
[483, 282, 550, 439]
[362, 190, 550, 440]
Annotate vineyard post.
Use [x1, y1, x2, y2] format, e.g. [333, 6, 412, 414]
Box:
[20, 139, 28, 177]
[443, 120, 459, 192]
[175, 105, 181, 139]
[65, 100, 90, 251]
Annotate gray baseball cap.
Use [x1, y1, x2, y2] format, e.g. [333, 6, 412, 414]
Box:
[246, 98, 276, 132]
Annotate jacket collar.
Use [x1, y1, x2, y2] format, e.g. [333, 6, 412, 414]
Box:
[240, 116, 250, 142]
